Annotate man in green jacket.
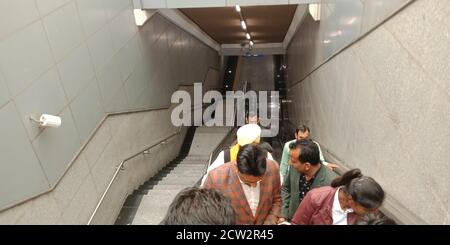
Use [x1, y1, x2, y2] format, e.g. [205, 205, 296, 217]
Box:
[280, 125, 337, 183]
[279, 139, 338, 223]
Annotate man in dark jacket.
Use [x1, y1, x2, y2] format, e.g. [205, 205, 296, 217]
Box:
[279, 139, 337, 223]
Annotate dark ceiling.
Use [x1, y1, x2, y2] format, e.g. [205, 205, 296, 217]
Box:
[180, 5, 297, 44]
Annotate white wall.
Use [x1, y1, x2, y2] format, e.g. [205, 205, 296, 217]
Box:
[0, 0, 218, 216]
[286, 0, 450, 224]
[0, 105, 187, 225]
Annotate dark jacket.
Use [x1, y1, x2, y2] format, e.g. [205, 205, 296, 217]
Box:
[281, 164, 337, 219]
[291, 186, 359, 225]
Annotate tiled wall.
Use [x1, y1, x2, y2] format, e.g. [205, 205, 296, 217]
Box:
[0, 0, 218, 213]
[287, 0, 411, 82]
[0, 105, 188, 224]
[286, 0, 450, 224]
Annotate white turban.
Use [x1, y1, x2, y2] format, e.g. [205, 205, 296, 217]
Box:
[237, 124, 261, 146]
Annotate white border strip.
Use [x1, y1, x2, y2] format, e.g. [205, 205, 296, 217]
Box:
[139, 0, 321, 9]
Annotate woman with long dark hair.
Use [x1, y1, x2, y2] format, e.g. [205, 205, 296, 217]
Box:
[291, 169, 385, 225]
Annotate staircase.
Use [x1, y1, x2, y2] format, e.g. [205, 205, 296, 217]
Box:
[114, 125, 233, 225]
[114, 126, 209, 225]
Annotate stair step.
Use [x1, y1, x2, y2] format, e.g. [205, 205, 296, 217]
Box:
[161, 169, 204, 174]
[168, 167, 204, 172]
[150, 185, 189, 191]
[183, 157, 210, 161]
[133, 198, 174, 225]
[122, 194, 144, 208]
[160, 175, 203, 180]
[148, 179, 198, 186]
[172, 163, 206, 168]
[156, 177, 200, 184]
[178, 161, 207, 165]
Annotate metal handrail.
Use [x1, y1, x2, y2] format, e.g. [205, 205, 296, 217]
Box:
[87, 128, 182, 225]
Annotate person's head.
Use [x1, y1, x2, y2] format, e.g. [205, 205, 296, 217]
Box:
[246, 111, 259, 125]
[331, 169, 385, 216]
[161, 187, 236, 225]
[356, 213, 397, 225]
[258, 142, 274, 154]
[236, 144, 267, 188]
[288, 139, 321, 174]
[237, 124, 261, 146]
[295, 125, 311, 140]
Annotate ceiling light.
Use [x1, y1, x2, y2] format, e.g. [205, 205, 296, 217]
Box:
[241, 20, 247, 30]
[235, 5, 241, 12]
[249, 41, 254, 46]
[246, 33, 251, 40]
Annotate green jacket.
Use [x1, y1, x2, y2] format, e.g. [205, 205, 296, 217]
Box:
[281, 164, 338, 219]
[280, 139, 327, 181]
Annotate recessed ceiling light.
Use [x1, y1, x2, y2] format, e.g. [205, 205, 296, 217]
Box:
[241, 20, 247, 30]
[246, 33, 251, 40]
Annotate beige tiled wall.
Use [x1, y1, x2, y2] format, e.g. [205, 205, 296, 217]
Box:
[286, 0, 450, 224]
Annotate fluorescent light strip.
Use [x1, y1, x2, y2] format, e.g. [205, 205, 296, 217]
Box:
[241, 20, 247, 30]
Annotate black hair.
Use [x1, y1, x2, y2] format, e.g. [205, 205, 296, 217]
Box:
[259, 142, 274, 154]
[331, 169, 385, 209]
[356, 213, 397, 225]
[288, 139, 320, 165]
[236, 144, 267, 177]
[296, 125, 310, 134]
[160, 187, 236, 225]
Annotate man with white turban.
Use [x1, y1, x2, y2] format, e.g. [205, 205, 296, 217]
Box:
[200, 124, 274, 186]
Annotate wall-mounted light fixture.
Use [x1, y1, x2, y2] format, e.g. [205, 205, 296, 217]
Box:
[309, 3, 321, 21]
[134, 9, 153, 26]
